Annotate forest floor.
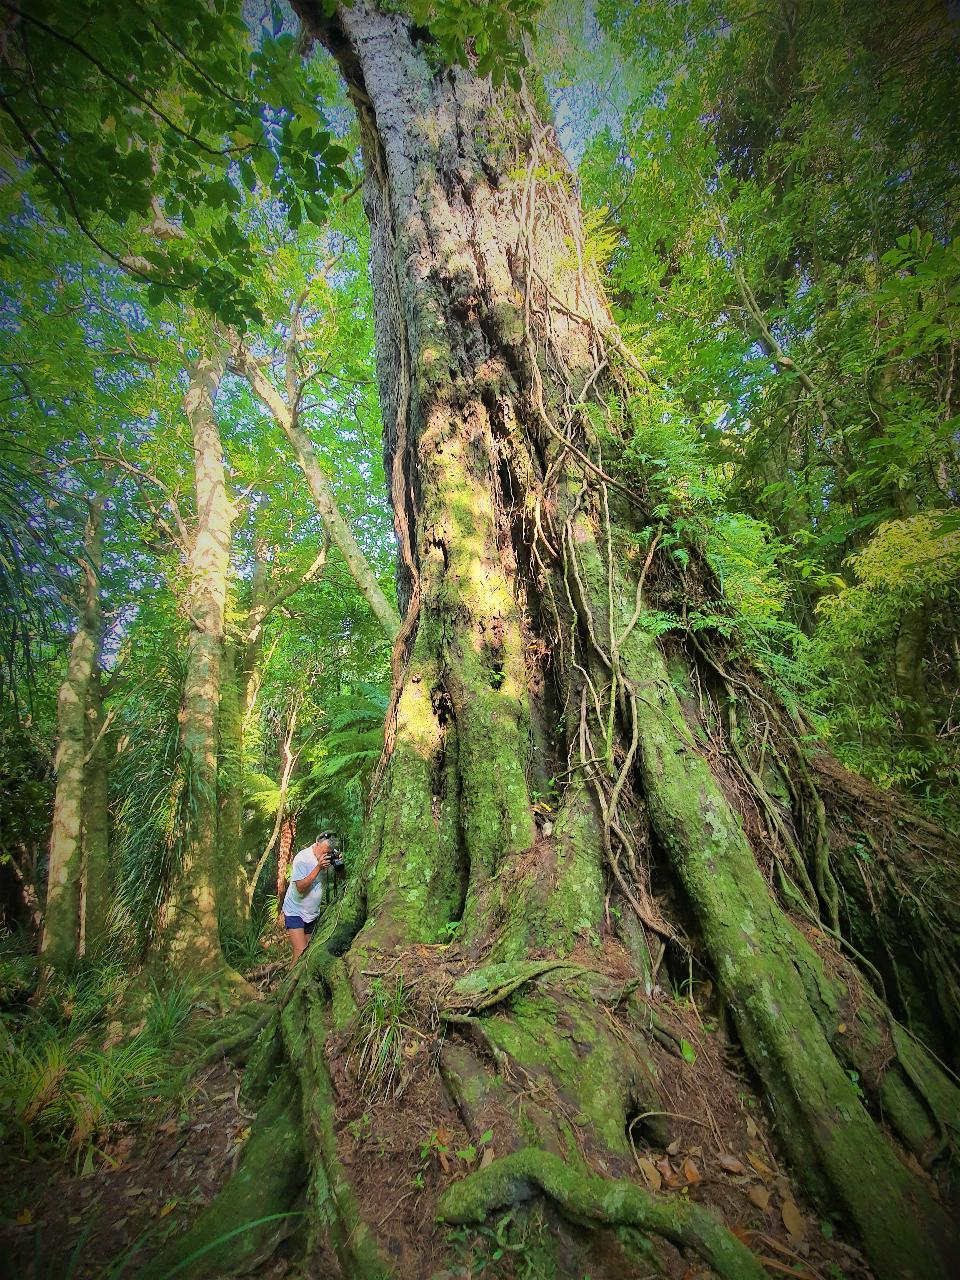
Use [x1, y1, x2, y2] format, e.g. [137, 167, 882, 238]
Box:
[1, 933, 879, 1280]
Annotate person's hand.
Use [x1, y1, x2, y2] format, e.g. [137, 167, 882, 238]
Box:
[314, 844, 332, 869]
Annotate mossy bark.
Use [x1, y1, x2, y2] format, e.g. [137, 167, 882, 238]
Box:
[190, 4, 960, 1276]
[216, 632, 248, 940]
[156, 348, 245, 990]
[41, 494, 104, 969]
[81, 666, 112, 955]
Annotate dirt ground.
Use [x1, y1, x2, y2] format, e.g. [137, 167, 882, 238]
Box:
[0, 939, 884, 1280]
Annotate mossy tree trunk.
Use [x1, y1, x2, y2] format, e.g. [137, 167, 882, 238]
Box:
[80, 664, 112, 956]
[150, 6, 960, 1278]
[156, 348, 244, 988]
[40, 492, 104, 969]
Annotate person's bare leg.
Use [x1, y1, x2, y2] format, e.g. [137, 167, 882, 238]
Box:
[287, 926, 307, 963]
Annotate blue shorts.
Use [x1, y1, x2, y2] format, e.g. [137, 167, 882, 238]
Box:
[283, 914, 317, 933]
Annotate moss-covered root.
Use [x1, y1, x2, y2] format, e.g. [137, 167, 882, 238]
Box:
[437, 1149, 767, 1280]
[136, 1070, 306, 1280]
[195, 1006, 273, 1069]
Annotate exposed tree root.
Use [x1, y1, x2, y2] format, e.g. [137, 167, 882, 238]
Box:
[195, 1005, 272, 1068]
[137, 1071, 306, 1280]
[437, 1148, 768, 1280]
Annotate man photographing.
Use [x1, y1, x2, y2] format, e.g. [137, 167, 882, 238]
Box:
[281, 834, 334, 963]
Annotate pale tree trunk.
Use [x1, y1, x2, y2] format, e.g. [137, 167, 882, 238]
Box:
[249, 690, 302, 911]
[217, 545, 272, 937]
[80, 666, 111, 955]
[40, 493, 104, 969]
[215, 633, 247, 940]
[158, 348, 242, 987]
[142, 7, 960, 1279]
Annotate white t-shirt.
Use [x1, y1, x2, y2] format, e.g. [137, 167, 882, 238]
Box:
[282, 846, 327, 924]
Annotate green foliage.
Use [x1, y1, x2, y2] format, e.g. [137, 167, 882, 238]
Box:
[297, 683, 389, 815]
[0, 0, 351, 323]
[0, 955, 194, 1159]
[110, 630, 188, 947]
[399, 0, 542, 89]
[441, 1204, 560, 1280]
[580, 0, 960, 800]
[349, 975, 415, 1100]
[803, 514, 960, 794]
[220, 896, 276, 971]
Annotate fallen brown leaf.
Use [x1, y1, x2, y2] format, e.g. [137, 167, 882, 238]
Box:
[479, 1146, 495, 1170]
[747, 1152, 775, 1182]
[748, 1185, 771, 1211]
[718, 1153, 747, 1175]
[781, 1199, 806, 1244]
[637, 1157, 662, 1192]
[682, 1157, 701, 1184]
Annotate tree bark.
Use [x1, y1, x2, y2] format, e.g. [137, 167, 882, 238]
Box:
[80, 665, 111, 955]
[148, 7, 960, 1278]
[40, 493, 104, 969]
[215, 630, 247, 940]
[157, 348, 242, 986]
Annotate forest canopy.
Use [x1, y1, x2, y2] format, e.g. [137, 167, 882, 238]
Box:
[1, 2, 958, 1279]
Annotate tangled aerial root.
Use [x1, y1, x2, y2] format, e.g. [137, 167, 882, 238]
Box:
[437, 1148, 767, 1280]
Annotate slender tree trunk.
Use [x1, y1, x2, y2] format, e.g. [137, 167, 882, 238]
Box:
[215, 632, 247, 940]
[144, 8, 960, 1279]
[218, 540, 330, 933]
[275, 813, 296, 903]
[40, 494, 104, 969]
[80, 666, 111, 955]
[158, 348, 241, 985]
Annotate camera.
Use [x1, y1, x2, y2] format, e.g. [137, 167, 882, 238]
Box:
[319, 831, 344, 870]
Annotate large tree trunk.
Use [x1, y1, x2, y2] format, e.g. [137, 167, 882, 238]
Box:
[157, 349, 243, 987]
[146, 7, 960, 1278]
[40, 493, 104, 969]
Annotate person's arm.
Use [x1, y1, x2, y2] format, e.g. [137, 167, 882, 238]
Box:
[294, 847, 330, 893]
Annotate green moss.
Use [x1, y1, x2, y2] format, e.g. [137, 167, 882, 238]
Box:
[616, 618, 956, 1280]
[489, 298, 525, 348]
[481, 991, 632, 1157]
[437, 1148, 767, 1280]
